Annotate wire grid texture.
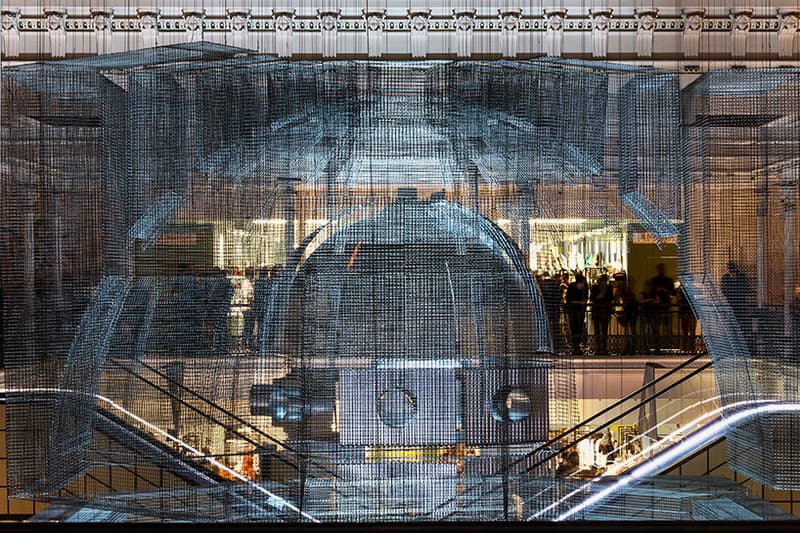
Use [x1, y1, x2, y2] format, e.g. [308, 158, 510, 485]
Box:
[1, 46, 796, 520]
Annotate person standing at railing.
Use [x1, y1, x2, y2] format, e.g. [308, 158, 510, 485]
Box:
[173, 264, 204, 356]
[721, 261, 751, 330]
[590, 274, 613, 355]
[647, 263, 676, 353]
[540, 272, 565, 354]
[639, 279, 657, 354]
[565, 273, 589, 356]
[614, 273, 639, 355]
[209, 267, 233, 356]
[250, 266, 275, 352]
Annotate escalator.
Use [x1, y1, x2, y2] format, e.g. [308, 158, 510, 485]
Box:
[0, 387, 313, 522]
[8, 322, 791, 522]
[93, 406, 224, 487]
[425, 351, 797, 522]
[7, 267, 777, 522]
[419, 352, 724, 520]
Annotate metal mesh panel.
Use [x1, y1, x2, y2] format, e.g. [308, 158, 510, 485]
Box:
[581, 477, 789, 521]
[618, 72, 682, 242]
[2, 63, 119, 493]
[681, 68, 800, 489]
[3, 47, 794, 521]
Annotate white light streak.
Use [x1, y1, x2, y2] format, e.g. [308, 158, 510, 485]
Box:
[599, 393, 723, 477]
[549, 400, 800, 522]
[0, 387, 319, 523]
[534, 395, 730, 520]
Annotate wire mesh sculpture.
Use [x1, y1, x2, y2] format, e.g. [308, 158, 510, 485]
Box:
[1, 44, 798, 521]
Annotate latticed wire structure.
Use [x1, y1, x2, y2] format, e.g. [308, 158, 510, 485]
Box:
[0, 44, 798, 521]
[681, 69, 800, 489]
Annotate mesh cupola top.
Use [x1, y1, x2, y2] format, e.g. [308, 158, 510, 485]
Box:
[272, 195, 549, 363]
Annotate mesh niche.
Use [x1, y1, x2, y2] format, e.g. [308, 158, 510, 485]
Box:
[8, 46, 782, 522]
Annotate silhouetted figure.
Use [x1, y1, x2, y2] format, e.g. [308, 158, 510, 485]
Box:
[647, 263, 676, 353]
[209, 267, 233, 355]
[173, 264, 204, 355]
[639, 279, 657, 353]
[590, 274, 613, 355]
[599, 429, 616, 462]
[614, 273, 639, 355]
[540, 272, 565, 354]
[623, 433, 641, 461]
[565, 273, 588, 355]
[251, 267, 274, 352]
[559, 272, 570, 306]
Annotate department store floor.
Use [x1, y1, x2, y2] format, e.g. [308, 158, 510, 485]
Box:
[3, 351, 800, 523]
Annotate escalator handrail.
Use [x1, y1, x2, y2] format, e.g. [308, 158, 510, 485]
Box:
[425, 352, 713, 519]
[488, 352, 712, 481]
[509, 361, 713, 480]
[108, 358, 340, 481]
[108, 356, 381, 513]
[93, 406, 225, 486]
[531, 360, 714, 472]
[456, 361, 714, 519]
[549, 400, 800, 521]
[435, 361, 714, 521]
[0, 387, 320, 523]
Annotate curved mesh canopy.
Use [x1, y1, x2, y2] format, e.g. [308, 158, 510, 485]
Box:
[1, 45, 798, 521]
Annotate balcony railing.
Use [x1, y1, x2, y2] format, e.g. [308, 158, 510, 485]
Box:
[548, 303, 705, 356]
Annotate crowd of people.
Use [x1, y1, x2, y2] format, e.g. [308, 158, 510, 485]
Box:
[148, 263, 285, 357]
[538, 263, 700, 356]
[151, 256, 778, 359]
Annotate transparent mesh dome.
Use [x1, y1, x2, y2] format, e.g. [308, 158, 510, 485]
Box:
[264, 197, 550, 364]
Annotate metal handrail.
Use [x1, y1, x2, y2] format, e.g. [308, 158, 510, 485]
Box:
[425, 351, 712, 519]
[108, 357, 339, 480]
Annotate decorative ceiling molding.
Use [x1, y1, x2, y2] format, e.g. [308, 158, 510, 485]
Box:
[1, 5, 799, 62]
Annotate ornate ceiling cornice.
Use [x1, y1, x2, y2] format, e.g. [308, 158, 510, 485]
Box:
[1, 5, 799, 64]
